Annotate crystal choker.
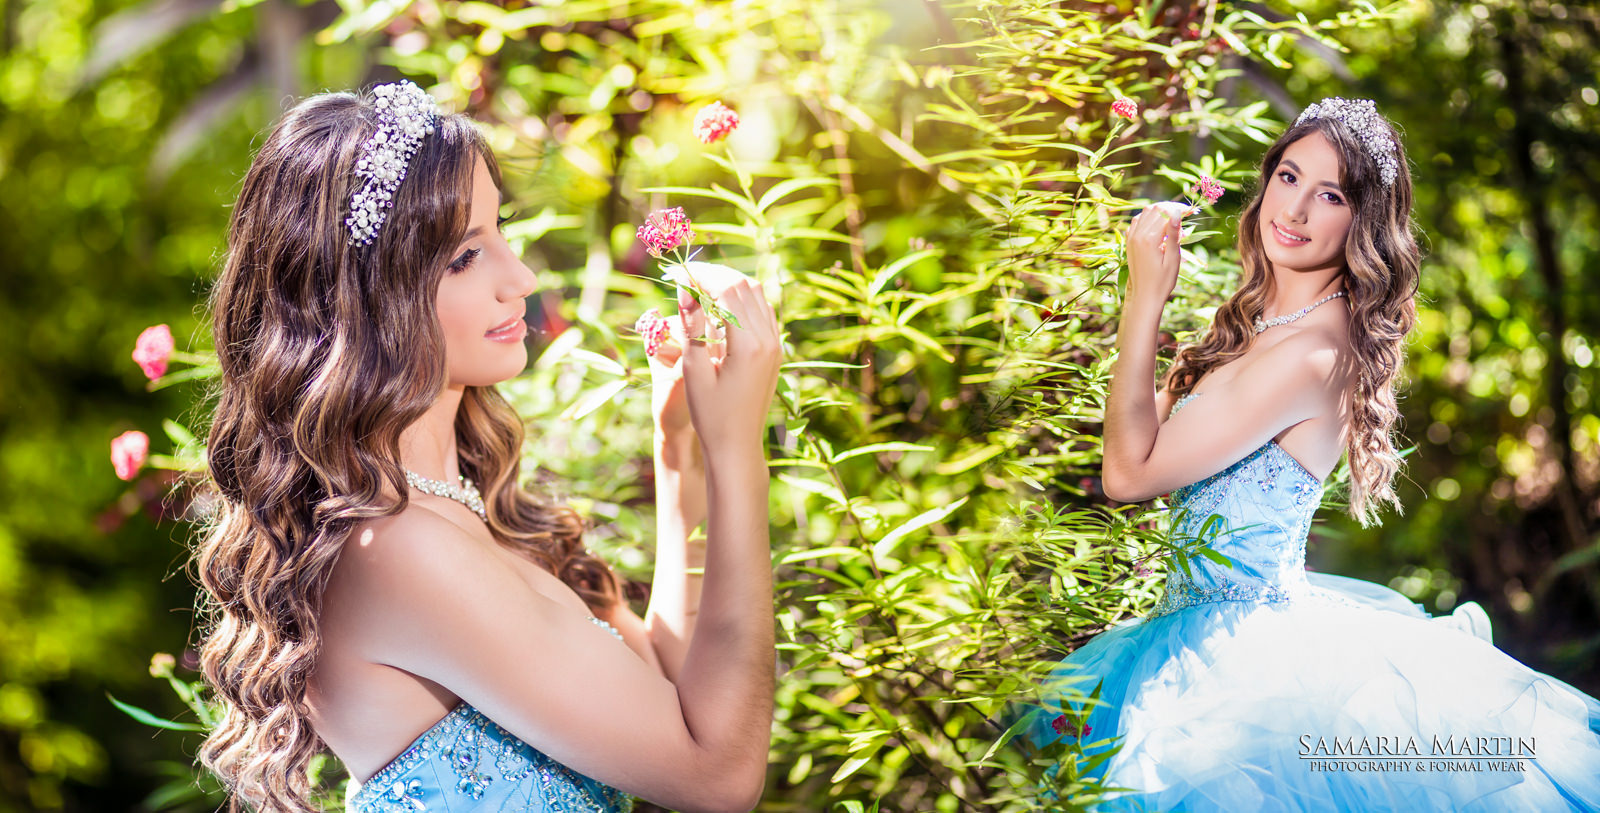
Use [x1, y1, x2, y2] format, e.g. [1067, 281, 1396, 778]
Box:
[405, 468, 487, 520]
[1254, 290, 1345, 334]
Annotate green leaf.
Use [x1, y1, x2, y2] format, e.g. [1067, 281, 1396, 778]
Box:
[756, 176, 837, 213]
[868, 249, 940, 296]
[107, 693, 206, 732]
[830, 442, 934, 464]
[161, 419, 197, 448]
[560, 379, 630, 421]
[873, 497, 969, 559]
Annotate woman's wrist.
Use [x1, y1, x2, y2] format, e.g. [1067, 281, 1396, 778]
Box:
[655, 427, 704, 473]
[702, 442, 770, 480]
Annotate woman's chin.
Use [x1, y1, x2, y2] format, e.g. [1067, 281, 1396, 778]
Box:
[451, 358, 530, 388]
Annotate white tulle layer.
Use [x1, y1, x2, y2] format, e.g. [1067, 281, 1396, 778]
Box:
[1032, 573, 1600, 812]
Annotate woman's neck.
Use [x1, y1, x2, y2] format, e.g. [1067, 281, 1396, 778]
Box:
[1265, 269, 1345, 320]
[399, 385, 466, 481]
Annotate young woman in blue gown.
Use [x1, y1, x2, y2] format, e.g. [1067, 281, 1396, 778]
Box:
[1028, 98, 1600, 811]
[192, 82, 782, 812]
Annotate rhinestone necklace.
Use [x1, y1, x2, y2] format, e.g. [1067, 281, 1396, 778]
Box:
[1254, 290, 1346, 334]
[404, 469, 487, 520]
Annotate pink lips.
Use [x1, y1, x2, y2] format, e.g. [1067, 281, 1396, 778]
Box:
[485, 314, 527, 342]
[1271, 221, 1311, 247]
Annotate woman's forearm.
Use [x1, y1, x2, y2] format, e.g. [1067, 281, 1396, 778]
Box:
[670, 443, 775, 799]
[645, 428, 708, 681]
[1102, 298, 1166, 498]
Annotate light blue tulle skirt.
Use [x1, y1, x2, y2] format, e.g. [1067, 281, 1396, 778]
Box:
[1028, 573, 1600, 811]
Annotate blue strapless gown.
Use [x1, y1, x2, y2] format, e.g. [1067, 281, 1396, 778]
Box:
[347, 617, 634, 813]
[1027, 393, 1600, 811]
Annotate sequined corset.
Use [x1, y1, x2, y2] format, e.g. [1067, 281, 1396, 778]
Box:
[347, 617, 634, 813]
[1150, 393, 1328, 617]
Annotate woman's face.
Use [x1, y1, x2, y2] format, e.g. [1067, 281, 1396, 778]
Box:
[1257, 131, 1354, 277]
[435, 156, 536, 388]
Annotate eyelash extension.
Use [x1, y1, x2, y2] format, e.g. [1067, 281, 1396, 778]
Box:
[447, 247, 482, 274]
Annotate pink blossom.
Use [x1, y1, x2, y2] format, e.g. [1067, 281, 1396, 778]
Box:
[1051, 715, 1091, 738]
[1111, 97, 1138, 120]
[132, 324, 174, 380]
[634, 308, 670, 356]
[1196, 175, 1224, 205]
[692, 101, 740, 143]
[636, 207, 694, 258]
[111, 430, 149, 481]
[149, 652, 176, 678]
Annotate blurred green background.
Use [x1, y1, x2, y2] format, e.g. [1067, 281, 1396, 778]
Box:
[0, 0, 1595, 809]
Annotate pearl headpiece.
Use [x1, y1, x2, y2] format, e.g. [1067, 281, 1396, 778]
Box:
[1294, 97, 1399, 188]
[346, 81, 439, 246]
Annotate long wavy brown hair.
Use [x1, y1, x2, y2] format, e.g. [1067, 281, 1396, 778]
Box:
[1161, 111, 1421, 528]
[194, 88, 622, 812]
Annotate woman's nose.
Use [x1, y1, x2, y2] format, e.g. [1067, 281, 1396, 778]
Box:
[1283, 191, 1311, 224]
[500, 254, 537, 300]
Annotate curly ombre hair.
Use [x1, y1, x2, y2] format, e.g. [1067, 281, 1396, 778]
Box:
[195, 88, 621, 812]
[1161, 110, 1421, 528]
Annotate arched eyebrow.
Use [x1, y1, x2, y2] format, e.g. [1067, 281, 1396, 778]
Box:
[1278, 159, 1343, 193]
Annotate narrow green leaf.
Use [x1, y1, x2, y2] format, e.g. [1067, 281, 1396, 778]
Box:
[873, 497, 968, 559]
[108, 693, 206, 732]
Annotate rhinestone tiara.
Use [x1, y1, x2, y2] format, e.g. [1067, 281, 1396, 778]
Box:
[1294, 97, 1399, 188]
[346, 81, 439, 246]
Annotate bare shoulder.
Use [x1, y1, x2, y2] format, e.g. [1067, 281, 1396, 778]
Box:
[322, 505, 521, 654]
[336, 506, 485, 592]
[1252, 326, 1349, 384]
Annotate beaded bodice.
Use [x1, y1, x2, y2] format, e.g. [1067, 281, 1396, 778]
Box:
[347, 616, 633, 813]
[1151, 393, 1328, 617]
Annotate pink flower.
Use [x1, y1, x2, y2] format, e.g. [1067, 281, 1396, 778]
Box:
[111, 430, 149, 481]
[1111, 97, 1138, 120]
[635, 308, 670, 356]
[692, 101, 740, 143]
[132, 324, 174, 380]
[149, 652, 176, 678]
[636, 207, 694, 258]
[1196, 175, 1224, 205]
[1051, 715, 1091, 738]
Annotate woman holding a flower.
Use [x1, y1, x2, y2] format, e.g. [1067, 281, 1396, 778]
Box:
[191, 82, 781, 813]
[1028, 98, 1600, 809]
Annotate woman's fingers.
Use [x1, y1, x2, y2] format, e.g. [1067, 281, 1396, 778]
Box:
[678, 287, 711, 389]
[717, 282, 763, 359]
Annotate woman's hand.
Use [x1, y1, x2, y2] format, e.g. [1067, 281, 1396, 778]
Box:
[1125, 200, 1188, 306]
[673, 263, 782, 458]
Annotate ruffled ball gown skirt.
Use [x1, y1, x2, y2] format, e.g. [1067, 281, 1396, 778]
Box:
[1027, 396, 1600, 811]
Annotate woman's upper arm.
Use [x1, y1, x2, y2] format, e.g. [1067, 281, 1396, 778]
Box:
[1116, 336, 1339, 501]
[340, 514, 739, 810]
